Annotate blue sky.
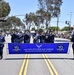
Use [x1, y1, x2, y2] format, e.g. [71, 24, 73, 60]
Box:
[6, 0, 74, 29]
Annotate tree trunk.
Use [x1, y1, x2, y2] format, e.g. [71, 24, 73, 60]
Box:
[46, 20, 48, 30]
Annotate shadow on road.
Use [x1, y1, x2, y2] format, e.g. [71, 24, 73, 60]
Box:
[4, 58, 74, 60]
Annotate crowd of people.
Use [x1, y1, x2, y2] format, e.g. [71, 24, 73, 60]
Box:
[10, 30, 55, 43]
[56, 33, 71, 39]
[0, 29, 74, 59]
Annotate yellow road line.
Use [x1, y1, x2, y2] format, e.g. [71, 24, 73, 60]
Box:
[23, 54, 30, 75]
[42, 54, 54, 75]
[19, 53, 58, 75]
[42, 54, 59, 75]
[19, 54, 28, 75]
[45, 54, 59, 75]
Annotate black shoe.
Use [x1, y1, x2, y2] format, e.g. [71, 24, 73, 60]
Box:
[1, 57, 2, 59]
[1, 55, 3, 59]
[0, 57, 2, 60]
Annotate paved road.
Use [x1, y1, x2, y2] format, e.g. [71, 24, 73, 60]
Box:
[0, 35, 74, 75]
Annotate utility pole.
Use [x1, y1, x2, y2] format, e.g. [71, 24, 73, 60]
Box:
[65, 12, 73, 33]
[70, 12, 72, 32]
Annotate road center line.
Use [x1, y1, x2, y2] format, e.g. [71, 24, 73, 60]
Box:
[42, 54, 59, 75]
[19, 54, 28, 75]
[23, 54, 30, 75]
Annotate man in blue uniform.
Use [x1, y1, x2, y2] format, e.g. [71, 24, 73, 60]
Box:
[0, 30, 5, 59]
[23, 30, 31, 43]
[18, 31, 24, 43]
[11, 32, 15, 43]
[39, 31, 45, 43]
[45, 30, 55, 43]
[11, 31, 20, 43]
[71, 32, 74, 58]
[45, 31, 50, 43]
[33, 30, 40, 43]
[49, 32, 55, 43]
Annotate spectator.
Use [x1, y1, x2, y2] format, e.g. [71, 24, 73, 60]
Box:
[0, 30, 5, 59]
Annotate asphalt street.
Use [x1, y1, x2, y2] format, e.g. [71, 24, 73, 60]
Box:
[0, 35, 74, 75]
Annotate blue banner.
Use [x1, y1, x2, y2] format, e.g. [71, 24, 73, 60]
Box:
[8, 43, 69, 54]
